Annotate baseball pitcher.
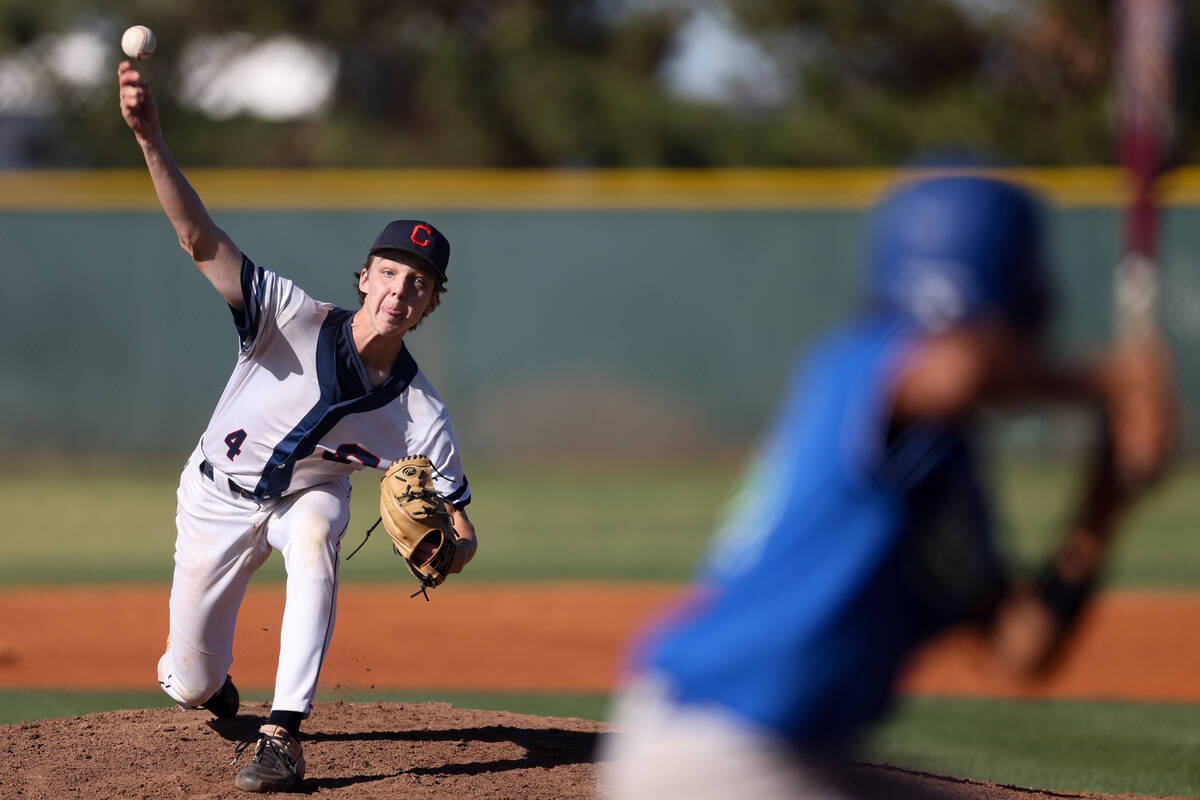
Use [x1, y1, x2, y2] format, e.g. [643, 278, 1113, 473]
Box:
[118, 61, 478, 793]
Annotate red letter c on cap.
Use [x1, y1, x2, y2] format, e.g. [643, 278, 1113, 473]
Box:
[411, 224, 433, 248]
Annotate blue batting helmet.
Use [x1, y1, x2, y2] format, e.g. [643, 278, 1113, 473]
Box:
[866, 175, 1054, 333]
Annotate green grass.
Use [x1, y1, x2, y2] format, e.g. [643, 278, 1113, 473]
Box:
[0, 459, 734, 584]
[0, 690, 173, 725]
[866, 695, 1200, 798]
[2, 458, 1199, 586]
[0, 464, 180, 583]
[992, 459, 1200, 588]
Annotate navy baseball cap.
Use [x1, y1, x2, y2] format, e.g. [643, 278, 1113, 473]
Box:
[369, 220, 451, 283]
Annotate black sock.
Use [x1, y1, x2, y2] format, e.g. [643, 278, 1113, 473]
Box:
[266, 710, 303, 737]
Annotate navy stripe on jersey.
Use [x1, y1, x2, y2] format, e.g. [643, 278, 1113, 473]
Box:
[445, 481, 471, 510]
[253, 308, 419, 499]
[334, 314, 373, 397]
[229, 255, 267, 348]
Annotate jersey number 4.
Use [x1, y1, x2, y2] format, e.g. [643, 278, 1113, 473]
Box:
[224, 429, 247, 460]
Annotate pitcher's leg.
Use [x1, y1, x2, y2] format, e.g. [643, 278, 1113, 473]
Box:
[158, 457, 270, 707]
[264, 480, 351, 714]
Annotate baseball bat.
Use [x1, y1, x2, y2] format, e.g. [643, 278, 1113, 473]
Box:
[1113, 0, 1180, 339]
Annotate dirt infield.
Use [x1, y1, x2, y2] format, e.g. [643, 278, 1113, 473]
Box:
[2, 584, 1199, 799]
[2, 584, 1200, 699]
[0, 702, 1189, 800]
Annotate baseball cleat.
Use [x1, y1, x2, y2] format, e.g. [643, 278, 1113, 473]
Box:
[232, 724, 306, 793]
[200, 674, 239, 720]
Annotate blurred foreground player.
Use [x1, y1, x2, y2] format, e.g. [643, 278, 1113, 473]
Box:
[118, 61, 477, 793]
[602, 175, 1173, 800]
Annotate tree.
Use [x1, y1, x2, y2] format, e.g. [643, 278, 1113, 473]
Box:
[0, 0, 1193, 167]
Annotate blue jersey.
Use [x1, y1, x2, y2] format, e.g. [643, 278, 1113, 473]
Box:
[640, 317, 1006, 747]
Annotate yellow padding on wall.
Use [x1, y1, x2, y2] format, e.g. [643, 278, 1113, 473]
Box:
[4, 167, 1200, 211]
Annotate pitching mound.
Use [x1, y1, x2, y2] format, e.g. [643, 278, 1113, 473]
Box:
[0, 702, 1177, 800]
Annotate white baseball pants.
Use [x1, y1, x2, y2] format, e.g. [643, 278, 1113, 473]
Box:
[157, 444, 350, 715]
[600, 676, 859, 800]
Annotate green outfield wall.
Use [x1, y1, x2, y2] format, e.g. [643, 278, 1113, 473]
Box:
[3, 168, 1199, 457]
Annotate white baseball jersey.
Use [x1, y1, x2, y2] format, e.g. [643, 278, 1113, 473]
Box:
[197, 255, 470, 507]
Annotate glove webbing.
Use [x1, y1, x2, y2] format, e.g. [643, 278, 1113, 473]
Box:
[345, 484, 446, 559]
[345, 459, 456, 601]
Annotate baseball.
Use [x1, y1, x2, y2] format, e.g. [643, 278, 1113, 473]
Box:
[121, 25, 156, 60]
